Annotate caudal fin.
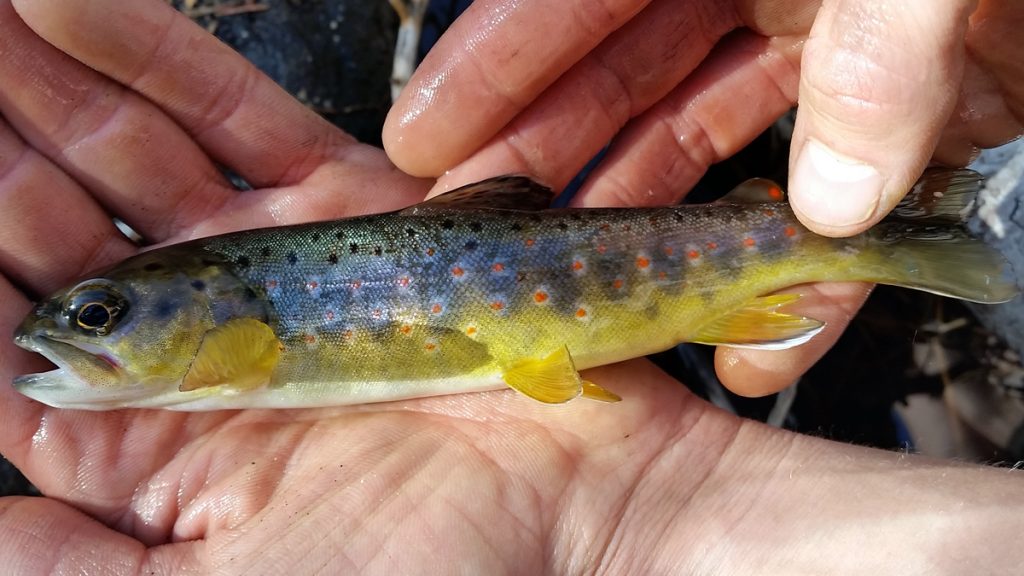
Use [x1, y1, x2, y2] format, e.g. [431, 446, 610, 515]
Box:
[865, 169, 1019, 303]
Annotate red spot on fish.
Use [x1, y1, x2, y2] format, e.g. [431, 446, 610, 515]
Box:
[600, 223, 611, 232]
[430, 303, 443, 314]
[768, 186, 783, 200]
[763, 209, 775, 217]
[572, 260, 584, 272]
[612, 279, 624, 290]
[426, 247, 436, 256]
[342, 330, 353, 341]
[351, 280, 362, 290]
[575, 307, 588, 319]
[452, 266, 464, 277]
[784, 226, 797, 237]
[623, 224, 632, 232]
[266, 279, 278, 289]
[687, 249, 700, 260]
[743, 237, 756, 248]
[636, 256, 650, 269]
[492, 263, 505, 273]
[398, 276, 410, 287]
[400, 324, 412, 335]
[534, 291, 548, 303]
[706, 241, 718, 250]
[303, 334, 316, 344]
[658, 271, 667, 280]
[525, 238, 536, 247]
[596, 244, 607, 254]
[307, 281, 318, 290]
[663, 246, 675, 257]
[372, 309, 382, 319]
[491, 301, 505, 311]
[424, 342, 437, 352]
[466, 326, 477, 336]
[326, 310, 335, 321]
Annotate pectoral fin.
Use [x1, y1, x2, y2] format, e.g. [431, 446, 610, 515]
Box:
[693, 294, 824, 350]
[181, 318, 283, 392]
[502, 346, 620, 404]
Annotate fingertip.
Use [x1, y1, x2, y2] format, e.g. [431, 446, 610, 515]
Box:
[788, 138, 885, 237]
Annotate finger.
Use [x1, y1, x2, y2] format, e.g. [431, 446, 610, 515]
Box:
[12, 0, 364, 190]
[0, 118, 135, 295]
[574, 32, 803, 207]
[0, 497, 203, 574]
[788, 0, 975, 237]
[426, 0, 742, 197]
[0, 0, 235, 242]
[383, 0, 653, 177]
[714, 282, 871, 397]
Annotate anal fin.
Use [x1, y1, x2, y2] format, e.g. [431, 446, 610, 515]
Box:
[502, 346, 620, 404]
[693, 294, 824, 350]
[181, 318, 283, 392]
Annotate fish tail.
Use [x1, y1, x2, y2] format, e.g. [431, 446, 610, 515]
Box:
[860, 168, 1019, 303]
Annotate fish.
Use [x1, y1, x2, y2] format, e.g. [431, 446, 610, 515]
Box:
[11, 168, 1019, 410]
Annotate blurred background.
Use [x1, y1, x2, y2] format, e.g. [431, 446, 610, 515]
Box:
[4, 0, 1023, 497]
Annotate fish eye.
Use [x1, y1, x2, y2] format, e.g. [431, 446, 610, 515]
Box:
[77, 303, 112, 331]
[63, 283, 129, 336]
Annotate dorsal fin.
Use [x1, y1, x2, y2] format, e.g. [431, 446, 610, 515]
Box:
[887, 168, 981, 224]
[718, 178, 786, 204]
[419, 176, 554, 211]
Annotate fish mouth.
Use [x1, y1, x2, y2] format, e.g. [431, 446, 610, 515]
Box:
[11, 333, 145, 410]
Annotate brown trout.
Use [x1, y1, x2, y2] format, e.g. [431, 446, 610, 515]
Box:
[12, 169, 1018, 410]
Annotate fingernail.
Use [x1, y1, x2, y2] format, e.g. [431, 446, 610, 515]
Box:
[792, 139, 883, 228]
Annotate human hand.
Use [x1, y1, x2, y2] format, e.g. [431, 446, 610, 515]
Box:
[383, 0, 1024, 397]
[3, 1, 1024, 573]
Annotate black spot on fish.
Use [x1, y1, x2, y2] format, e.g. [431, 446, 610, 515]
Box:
[469, 222, 483, 233]
[237, 255, 251, 268]
[143, 262, 163, 272]
[311, 233, 321, 243]
[516, 272, 527, 283]
[569, 213, 582, 221]
[511, 222, 523, 232]
[201, 258, 219, 267]
[557, 221, 569, 231]
[287, 252, 298, 265]
[442, 219, 455, 230]
[529, 214, 542, 223]
[336, 231, 345, 240]
[672, 211, 685, 222]
[464, 240, 478, 251]
[373, 246, 383, 256]
[190, 280, 206, 291]
[328, 253, 339, 264]
[260, 246, 272, 257]
[154, 299, 175, 320]
[406, 227, 417, 237]
[244, 287, 258, 301]
[350, 243, 359, 254]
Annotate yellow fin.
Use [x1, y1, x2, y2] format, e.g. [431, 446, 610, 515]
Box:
[581, 380, 622, 403]
[502, 346, 586, 404]
[693, 294, 824, 350]
[180, 318, 282, 392]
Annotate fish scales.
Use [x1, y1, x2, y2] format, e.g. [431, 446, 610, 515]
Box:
[12, 170, 1018, 410]
[198, 205, 845, 389]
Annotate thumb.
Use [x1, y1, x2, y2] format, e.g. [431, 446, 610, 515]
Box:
[789, 0, 975, 237]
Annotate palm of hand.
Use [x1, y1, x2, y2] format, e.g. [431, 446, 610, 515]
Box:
[0, 2, 744, 572]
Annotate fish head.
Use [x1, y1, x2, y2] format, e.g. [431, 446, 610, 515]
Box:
[12, 248, 267, 409]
